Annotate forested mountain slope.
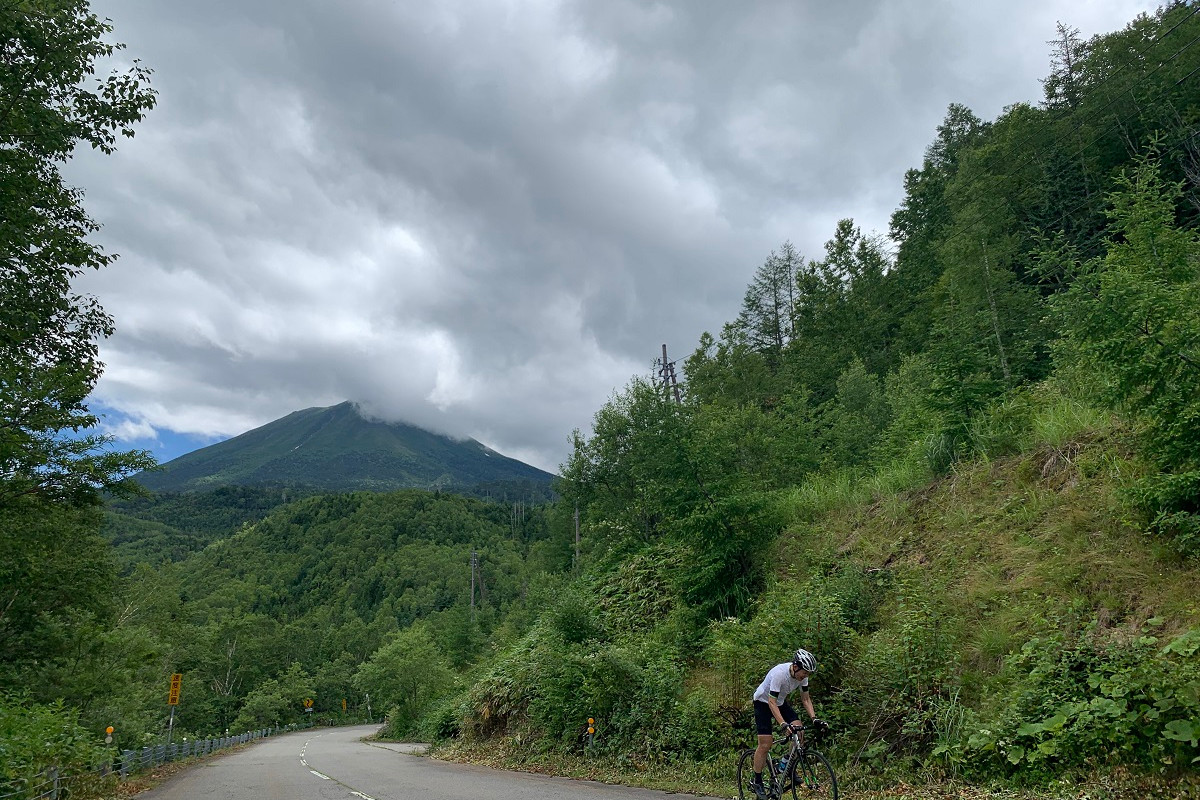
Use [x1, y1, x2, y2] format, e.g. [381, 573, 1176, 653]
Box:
[136, 401, 556, 494]
[443, 4, 1200, 791]
[122, 490, 570, 738]
[103, 485, 313, 570]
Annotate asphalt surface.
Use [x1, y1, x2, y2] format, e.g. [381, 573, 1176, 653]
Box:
[134, 724, 717, 800]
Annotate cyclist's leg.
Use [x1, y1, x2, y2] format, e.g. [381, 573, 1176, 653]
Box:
[751, 701, 774, 776]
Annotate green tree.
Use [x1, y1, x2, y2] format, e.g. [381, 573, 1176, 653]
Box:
[683, 326, 777, 408]
[1049, 152, 1200, 551]
[1, 0, 156, 508]
[888, 104, 988, 356]
[0, 501, 116, 689]
[819, 358, 888, 468]
[873, 354, 945, 469]
[1, 0, 155, 703]
[355, 624, 455, 734]
[233, 662, 313, 730]
[735, 242, 804, 370]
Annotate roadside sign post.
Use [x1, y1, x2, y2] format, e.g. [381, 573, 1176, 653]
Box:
[167, 673, 182, 744]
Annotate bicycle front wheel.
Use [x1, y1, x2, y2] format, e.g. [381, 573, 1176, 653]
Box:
[791, 749, 837, 800]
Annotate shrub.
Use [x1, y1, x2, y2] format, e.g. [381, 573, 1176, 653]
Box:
[662, 687, 725, 759]
[956, 621, 1200, 780]
[846, 586, 962, 761]
[0, 695, 110, 788]
[416, 693, 465, 742]
[707, 579, 855, 728]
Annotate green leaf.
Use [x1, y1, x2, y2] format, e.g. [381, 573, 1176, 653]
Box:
[1036, 740, 1059, 756]
[1016, 721, 1044, 737]
[1163, 719, 1200, 746]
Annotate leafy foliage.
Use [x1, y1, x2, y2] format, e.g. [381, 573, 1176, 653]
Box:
[1048, 151, 1200, 552]
[0, 694, 110, 788]
[0, 0, 156, 510]
[0, 0, 156, 735]
[957, 621, 1200, 778]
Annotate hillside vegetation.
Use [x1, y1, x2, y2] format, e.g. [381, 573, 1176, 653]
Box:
[432, 4, 1200, 793]
[438, 406, 1198, 796]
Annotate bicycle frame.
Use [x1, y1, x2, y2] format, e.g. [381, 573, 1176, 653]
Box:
[768, 726, 804, 794]
[737, 722, 838, 800]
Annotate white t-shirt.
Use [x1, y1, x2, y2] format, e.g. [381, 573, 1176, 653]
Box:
[753, 662, 809, 704]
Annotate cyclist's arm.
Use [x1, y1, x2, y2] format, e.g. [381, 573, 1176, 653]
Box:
[766, 694, 789, 729]
[799, 686, 816, 722]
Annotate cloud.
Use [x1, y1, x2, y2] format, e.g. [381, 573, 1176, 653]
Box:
[70, 0, 1158, 473]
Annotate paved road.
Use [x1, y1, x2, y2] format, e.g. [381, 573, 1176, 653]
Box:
[136, 724, 717, 800]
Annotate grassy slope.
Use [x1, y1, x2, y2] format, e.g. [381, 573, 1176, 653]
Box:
[786, 429, 1198, 654]
[438, 423, 1200, 799]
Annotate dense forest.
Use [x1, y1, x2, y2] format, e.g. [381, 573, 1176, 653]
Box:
[3, 1, 1200, 797]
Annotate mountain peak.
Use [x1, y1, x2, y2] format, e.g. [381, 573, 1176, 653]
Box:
[136, 403, 555, 493]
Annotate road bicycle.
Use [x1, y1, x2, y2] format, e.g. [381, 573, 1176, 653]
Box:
[736, 722, 838, 800]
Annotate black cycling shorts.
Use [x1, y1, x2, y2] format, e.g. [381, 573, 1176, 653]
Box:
[753, 699, 798, 735]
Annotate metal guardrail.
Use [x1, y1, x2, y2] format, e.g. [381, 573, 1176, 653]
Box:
[115, 728, 272, 778]
[0, 724, 316, 800]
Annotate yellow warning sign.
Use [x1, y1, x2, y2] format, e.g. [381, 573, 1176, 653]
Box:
[167, 673, 182, 706]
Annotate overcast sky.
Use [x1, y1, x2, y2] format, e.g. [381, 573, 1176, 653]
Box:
[71, 0, 1160, 474]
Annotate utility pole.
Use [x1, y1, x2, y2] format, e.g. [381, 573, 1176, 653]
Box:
[660, 344, 682, 403]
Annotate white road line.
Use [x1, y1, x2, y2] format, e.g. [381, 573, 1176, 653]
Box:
[302, 731, 372, 797]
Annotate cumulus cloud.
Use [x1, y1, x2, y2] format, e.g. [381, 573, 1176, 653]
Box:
[70, 0, 1158, 472]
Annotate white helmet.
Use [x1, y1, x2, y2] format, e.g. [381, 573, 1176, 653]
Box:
[792, 648, 817, 672]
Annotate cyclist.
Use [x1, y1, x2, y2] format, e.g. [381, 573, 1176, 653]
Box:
[750, 648, 829, 799]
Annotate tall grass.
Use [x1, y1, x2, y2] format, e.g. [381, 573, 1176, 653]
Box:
[1029, 393, 1112, 448]
[780, 457, 932, 521]
[781, 383, 1113, 525]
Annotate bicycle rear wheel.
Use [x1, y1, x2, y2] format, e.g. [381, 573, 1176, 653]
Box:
[737, 748, 779, 799]
[736, 749, 757, 800]
[791, 749, 837, 800]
